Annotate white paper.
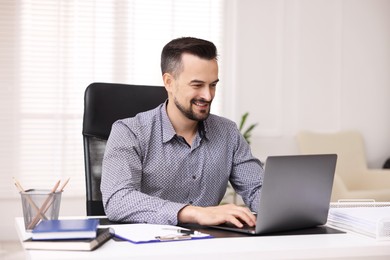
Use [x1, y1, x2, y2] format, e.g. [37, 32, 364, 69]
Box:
[108, 224, 210, 243]
[328, 207, 390, 239]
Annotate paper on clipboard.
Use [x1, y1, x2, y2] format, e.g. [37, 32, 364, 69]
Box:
[109, 224, 213, 244]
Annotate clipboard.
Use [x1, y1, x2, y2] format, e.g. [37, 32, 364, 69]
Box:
[109, 224, 213, 244]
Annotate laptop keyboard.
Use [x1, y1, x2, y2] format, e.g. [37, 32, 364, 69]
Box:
[219, 222, 256, 232]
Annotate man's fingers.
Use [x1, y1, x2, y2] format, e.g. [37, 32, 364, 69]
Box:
[178, 204, 257, 227]
[226, 216, 245, 228]
[224, 205, 256, 227]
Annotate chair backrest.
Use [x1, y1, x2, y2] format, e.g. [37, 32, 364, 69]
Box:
[82, 82, 167, 216]
[296, 131, 368, 188]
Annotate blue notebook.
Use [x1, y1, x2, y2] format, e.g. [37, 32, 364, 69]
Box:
[32, 219, 99, 240]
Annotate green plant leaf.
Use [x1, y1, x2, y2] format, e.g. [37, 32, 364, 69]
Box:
[239, 112, 249, 131]
[239, 113, 257, 144]
[242, 123, 258, 137]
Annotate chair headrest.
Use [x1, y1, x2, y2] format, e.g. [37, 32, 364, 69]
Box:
[82, 82, 167, 140]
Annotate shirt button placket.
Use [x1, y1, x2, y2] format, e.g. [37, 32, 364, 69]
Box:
[187, 150, 199, 204]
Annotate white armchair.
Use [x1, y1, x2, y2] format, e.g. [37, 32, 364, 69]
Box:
[296, 131, 390, 202]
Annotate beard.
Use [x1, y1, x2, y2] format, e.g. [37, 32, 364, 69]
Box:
[174, 97, 211, 121]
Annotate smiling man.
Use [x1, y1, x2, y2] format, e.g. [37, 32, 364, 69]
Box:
[101, 37, 264, 228]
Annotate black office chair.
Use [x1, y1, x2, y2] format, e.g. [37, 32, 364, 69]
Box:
[82, 82, 167, 216]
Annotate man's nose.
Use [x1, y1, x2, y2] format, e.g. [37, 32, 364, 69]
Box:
[200, 86, 214, 101]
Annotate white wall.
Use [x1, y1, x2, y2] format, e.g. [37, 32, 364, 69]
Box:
[224, 0, 390, 168]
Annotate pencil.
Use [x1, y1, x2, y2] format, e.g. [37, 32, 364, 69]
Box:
[27, 180, 61, 230]
[13, 178, 47, 221]
[59, 177, 70, 192]
[41, 178, 70, 215]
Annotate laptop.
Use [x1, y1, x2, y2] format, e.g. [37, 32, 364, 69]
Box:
[211, 154, 337, 235]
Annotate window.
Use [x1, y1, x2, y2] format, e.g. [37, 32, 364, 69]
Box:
[0, 0, 224, 197]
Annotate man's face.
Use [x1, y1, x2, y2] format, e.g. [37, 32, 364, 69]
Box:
[170, 53, 219, 122]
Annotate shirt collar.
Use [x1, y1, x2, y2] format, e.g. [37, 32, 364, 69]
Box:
[160, 100, 209, 143]
[161, 101, 177, 143]
[198, 120, 207, 140]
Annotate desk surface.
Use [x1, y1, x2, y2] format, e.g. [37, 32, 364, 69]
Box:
[15, 217, 390, 260]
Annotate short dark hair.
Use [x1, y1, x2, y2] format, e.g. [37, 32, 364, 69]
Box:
[161, 37, 218, 78]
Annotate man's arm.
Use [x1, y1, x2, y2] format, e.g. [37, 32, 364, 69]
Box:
[176, 123, 261, 228]
[101, 120, 186, 225]
[229, 128, 264, 213]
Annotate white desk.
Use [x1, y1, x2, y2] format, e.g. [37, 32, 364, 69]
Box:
[15, 217, 390, 260]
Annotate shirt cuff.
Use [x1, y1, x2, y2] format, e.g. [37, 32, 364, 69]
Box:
[154, 201, 188, 226]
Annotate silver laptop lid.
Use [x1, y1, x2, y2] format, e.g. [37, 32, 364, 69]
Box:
[256, 154, 337, 234]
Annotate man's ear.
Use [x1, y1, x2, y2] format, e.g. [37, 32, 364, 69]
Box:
[162, 73, 174, 93]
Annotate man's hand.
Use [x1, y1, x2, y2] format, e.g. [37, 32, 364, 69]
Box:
[178, 204, 256, 228]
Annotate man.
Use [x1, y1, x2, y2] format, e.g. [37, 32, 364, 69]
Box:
[101, 37, 263, 228]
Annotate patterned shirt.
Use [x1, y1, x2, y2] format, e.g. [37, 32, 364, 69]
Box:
[101, 102, 264, 225]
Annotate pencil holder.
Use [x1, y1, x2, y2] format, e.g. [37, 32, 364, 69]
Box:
[20, 189, 62, 232]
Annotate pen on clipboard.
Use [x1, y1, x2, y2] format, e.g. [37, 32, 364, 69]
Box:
[177, 229, 203, 235]
[163, 228, 206, 236]
[155, 234, 192, 241]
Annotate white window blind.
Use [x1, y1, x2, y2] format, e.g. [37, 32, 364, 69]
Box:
[0, 0, 224, 198]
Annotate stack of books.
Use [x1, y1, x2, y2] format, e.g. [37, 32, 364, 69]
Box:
[23, 219, 113, 251]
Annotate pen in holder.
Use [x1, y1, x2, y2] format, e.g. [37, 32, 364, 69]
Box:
[14, 178, 69, 231]
[20, 189, 62, 231]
